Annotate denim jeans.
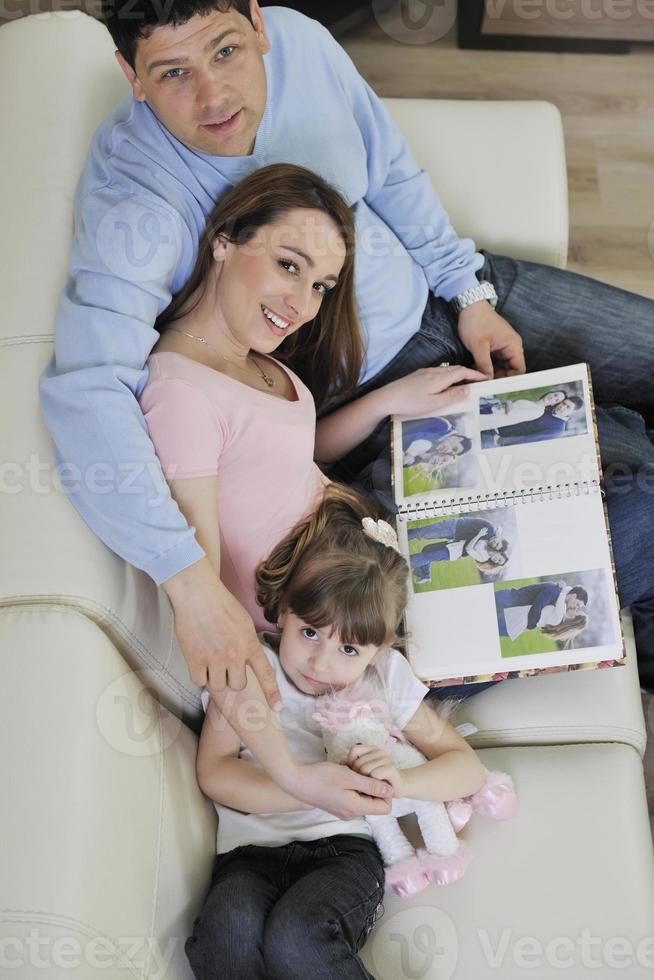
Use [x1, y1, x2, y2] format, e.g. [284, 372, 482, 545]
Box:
[185, 835, 385, 980]
[330, 251, 654, 692]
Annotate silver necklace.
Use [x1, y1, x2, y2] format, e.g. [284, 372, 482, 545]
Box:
[167, 327, 276, 388]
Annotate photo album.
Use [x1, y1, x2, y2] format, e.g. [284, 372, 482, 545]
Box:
[390, 363, 625, 688]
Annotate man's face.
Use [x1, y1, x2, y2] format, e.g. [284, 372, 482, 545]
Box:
[116, 4, 270, 156]
[552, 398, 578, 419]
[565, 594, 585, 618]
[438, 435, 465, 457]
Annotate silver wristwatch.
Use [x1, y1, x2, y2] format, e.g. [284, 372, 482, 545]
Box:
[450, 281, 498, 314]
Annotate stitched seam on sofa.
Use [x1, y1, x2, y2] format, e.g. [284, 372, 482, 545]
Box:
[0, 335, 52, 348]
[144, 708, 166, 979]
[470, 726, 646, 747]
[0, 909, 146, 979]
[0, 600, 198, 709]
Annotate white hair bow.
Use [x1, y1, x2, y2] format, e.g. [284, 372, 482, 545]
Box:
[361, 517, 400, 551]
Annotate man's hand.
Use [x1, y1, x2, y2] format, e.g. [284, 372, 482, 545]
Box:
[284, 761, 393, 820]
[457, 302, 526, 378]
[346, 744, 406, 798]
[163, 557, 282, 711]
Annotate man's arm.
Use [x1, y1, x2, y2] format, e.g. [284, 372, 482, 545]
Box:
[323, 28, 525, 376]
[39, 187, 281, 706]
[40, 188, 201, 585]
[526, 584, 562, 630]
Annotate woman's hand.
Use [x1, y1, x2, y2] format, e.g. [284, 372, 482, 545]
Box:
[163, 557, 282, 710]
[381, 365, 487, 418]
[346, 744, 406, 798]
[285, 761, 393, 820]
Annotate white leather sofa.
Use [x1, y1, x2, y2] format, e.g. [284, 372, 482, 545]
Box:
[2, 12, 653, 979]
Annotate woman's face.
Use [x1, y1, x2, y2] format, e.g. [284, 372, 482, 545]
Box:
[542, 390, 566, 407]
[211, 208, 346, 353]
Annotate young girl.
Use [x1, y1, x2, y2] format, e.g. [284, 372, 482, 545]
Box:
[185, 486, 485, 980]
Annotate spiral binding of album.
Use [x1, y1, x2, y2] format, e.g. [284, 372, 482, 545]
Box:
[396, 478, 602, 521]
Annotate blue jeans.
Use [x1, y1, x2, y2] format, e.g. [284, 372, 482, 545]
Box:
[185, 835, 385, 980]
[329, 251, 654, 692]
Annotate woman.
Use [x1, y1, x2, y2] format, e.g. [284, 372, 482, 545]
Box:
[495, 582, 588, 644]
[139, 164, 483, 643]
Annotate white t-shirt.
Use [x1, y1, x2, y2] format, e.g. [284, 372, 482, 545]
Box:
[200, 639, 430, 854]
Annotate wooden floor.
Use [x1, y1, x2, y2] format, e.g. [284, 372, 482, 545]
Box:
[344, 16, 654, 834]
[342, 19, 654, 299]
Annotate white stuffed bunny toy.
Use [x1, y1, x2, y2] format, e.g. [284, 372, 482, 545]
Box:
[314, 691, 517, 898]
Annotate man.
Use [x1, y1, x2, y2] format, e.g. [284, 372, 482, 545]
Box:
[40, 0, 654, 717]
[481, 395, 584, 447]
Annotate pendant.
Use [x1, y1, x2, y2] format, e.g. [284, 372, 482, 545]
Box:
[262, 374, 275, 388]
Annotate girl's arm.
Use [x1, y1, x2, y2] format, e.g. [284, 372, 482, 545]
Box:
[196, 699, 311, 814]
[314, 366, 485, 464]
[400, 702, 486, 802]
[170, 476, 393, 817]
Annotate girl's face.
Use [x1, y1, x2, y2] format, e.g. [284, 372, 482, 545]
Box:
[210, 208, 346, 354]
[278, 611, 383, 697]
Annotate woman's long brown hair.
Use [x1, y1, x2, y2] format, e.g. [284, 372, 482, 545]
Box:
[155, 164, 362, 412]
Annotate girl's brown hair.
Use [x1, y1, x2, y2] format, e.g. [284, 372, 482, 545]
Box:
[155, 164, 362, 413]
[255, 484, 409, 648]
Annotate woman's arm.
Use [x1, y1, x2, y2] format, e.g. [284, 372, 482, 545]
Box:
[400, 702, 486, 802]
[197, 700, 311, 814]
[315, 366, 485, 464]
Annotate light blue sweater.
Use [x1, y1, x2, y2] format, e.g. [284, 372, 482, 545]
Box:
[39, 6, 483, 585]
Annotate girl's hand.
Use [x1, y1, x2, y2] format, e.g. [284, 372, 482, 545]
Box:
[347, 744, 406, 798]
[381, 365, 487, 418]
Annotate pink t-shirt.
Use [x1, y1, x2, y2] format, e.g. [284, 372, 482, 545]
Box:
[139, 352, 329, 630]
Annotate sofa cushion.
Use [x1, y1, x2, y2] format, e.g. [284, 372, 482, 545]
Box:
[459, 612, 646, 757]
[363, 742, 654, 979]
[0, 604, 216, 980]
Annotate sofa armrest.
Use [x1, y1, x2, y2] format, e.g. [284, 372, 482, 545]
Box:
[0, 605, 217, 979]
[383, 98, 569, 269]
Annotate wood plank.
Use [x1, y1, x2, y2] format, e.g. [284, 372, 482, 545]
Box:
[342, 24, 654, 298]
